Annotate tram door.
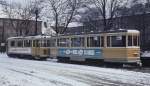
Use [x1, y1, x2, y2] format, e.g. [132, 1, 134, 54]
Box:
[32, 40, 41, 58]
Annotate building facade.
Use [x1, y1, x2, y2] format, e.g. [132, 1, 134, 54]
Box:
[0, 18, 42, 42]
[0, 18, 42, 52]
[64, 13, 150, 50]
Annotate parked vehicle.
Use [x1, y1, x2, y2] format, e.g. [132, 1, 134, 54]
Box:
[141, 51, 150, 66]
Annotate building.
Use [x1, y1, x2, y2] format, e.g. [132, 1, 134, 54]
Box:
[0, 18, 42, 52]
[64, 13, 150, 50]
[0, 18, 42, 42]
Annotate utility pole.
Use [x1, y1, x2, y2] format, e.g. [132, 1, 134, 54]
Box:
[1, 20, 5, 52]
[35, 9, 39, 35]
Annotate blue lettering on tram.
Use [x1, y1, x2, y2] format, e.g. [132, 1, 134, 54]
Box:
[58, 48, 102, 59]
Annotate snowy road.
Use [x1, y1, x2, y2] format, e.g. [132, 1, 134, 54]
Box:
[0, 54, 150, 86]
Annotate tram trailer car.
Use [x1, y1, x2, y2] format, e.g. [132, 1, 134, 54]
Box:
[7, 36, 51, 60]
[7, 29, 141, 66]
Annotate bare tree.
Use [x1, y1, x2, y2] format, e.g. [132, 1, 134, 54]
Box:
[61, 0, 78, 34]
[45, 0, 78, 35]
[91, 0, 122, 31]
[0, 0, 44, 36]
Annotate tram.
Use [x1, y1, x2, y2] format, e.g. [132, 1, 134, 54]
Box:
[7, 29, 141, 65]
[7, 36, 51, 60]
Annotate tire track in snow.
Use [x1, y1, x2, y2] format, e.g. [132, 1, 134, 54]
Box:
[0, 62, 89, 86]
[0, 61, 121, 86]
[0, 58, 150, 86]
[12, 61, 149, 86]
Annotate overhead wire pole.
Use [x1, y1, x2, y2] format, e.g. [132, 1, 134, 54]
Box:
[1, 20, 5, 52]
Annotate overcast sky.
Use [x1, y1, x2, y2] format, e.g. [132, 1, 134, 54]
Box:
[0, 0, 30, 18]
[6, 0, 32, 5]
[7, 0, 29, 2]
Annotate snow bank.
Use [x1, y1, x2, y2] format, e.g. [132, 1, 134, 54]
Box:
[0, 53, 8, 58]
[141, 51, 150, 57]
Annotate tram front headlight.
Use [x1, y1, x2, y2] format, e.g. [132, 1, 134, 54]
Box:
[133, 53, 139, 57]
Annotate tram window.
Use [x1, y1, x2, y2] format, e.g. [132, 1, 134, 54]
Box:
[33, 40, 36, 47]
[33, 40, 40, 47]
[10, 41, 15, 47]
[107, 36, 111, 47]
[137, 36, 140, 46]
[111, 36, 126, 47]
[44, 40, 47, 47]
[128, 36, 132, 46]
[50, 39, 56, 47]
[41, 40, 47, 47]
[57, 38, 70, 47]
[107, 36, 126, 47]
[24, 40, 31, 47]
[47, 40, 50, 47]
[17, 41, 23, 47]
[71, 37, 85, 47]
[101, 36, 104, 47]
[133, 36, 138, 46]
[128, 35, 139, 46]
[87, 36, 100, 47]
[24, 40, 26, 47]
[36, 40, 40, 47]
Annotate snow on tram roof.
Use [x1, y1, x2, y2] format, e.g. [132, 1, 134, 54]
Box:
[7, 35, 51, 40]
[7, 30, 139, 40]
[127, 30, 139, 33]
[105, 29, 140, 33]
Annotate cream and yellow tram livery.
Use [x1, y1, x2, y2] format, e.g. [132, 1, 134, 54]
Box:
[6, 29, 141, 65]
[52, 29, 140, 65]
[7, 36, 50, 60]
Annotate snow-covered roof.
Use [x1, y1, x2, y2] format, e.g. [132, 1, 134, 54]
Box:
[50, 21, 55, 27]
[77, 7, 89, 14]
[74, 15, 82, 21]
[68, 22, 83, 27]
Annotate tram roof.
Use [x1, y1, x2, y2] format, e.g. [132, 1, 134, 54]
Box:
[57, 29, 140, 36]
[7, 29, 139, 40]
[105, 29, 139, 33]
[7, 35, 51, 40]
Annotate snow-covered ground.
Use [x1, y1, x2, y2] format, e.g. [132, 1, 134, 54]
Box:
[0, 54, 150, 86]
